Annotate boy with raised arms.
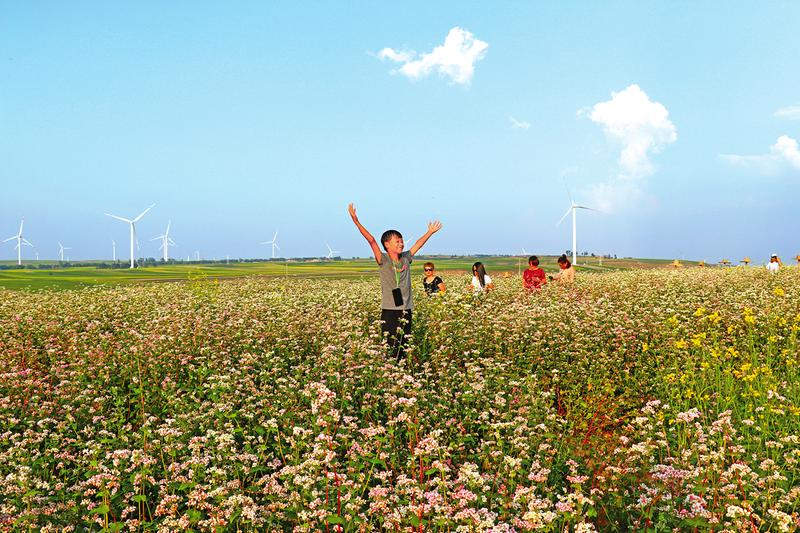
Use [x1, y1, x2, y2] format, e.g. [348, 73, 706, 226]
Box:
[348, 203, 442, 360]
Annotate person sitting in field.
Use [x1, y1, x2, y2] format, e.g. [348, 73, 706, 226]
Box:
[767, 253, 781, 274]
[550, 254, 576, 284]
[470, 262, 494, 293]
[422, 262, 445, 295]
[523, 255, 547, 290]
[348, 203, 442, 360]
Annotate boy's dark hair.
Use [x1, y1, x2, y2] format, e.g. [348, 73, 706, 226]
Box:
[380, 230, 403, 250]
[528, 256, 539, 266]
[558, 254, 571, 268]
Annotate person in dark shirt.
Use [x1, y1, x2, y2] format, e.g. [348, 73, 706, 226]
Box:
[422, 262, 445, 295]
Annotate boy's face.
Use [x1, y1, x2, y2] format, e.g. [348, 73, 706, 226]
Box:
[384, 235, 404, 254]
[528, 262, 537, 269]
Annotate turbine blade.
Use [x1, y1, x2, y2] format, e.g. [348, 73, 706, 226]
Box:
[22, 239, 33, 247]
[165, 220, 171, 236]
[132, 203, 155, 223]
[556, 207, 572, 227]
[562, 177, 574, 205]
[105, 213, 132, 223]
[2, 235, 16, 243]
[574, 205, 598, 212]
[19, 220, 24, 235]
[274, 243, 280, 250]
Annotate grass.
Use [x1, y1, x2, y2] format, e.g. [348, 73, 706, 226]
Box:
[0, 256, 702, 291]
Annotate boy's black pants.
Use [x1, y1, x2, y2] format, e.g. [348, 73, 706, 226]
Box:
[381, 309, 412, 360]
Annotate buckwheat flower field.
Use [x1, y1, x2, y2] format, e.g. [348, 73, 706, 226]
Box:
[1, 267, 799, 532]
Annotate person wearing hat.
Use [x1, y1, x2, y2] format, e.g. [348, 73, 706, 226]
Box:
[767, 253, 781, 274]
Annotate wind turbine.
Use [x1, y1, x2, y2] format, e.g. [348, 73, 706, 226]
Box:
[112, 240, 117, 262]
[556, 184, 597, 266]
[104, 204, 155, 269]
[325, 243, 341, 259]
[2, 220, 33, 266]
[58, 242, 72, 262]
[518, 247, 529, 275]
[151, 220, 176, 261]
[261, 231, 280, 259]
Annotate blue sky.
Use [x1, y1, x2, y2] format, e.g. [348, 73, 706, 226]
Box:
[2, 2, 799, 262]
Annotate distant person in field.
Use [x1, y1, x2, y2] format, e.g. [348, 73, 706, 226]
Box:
[348, 203, 442, 360]
[470, 262, 494, 293]
[767, 253, 781, 274]
[422, 262, 446, 295]
[523, 255, 547, 291]
[550, 254, 576, 284]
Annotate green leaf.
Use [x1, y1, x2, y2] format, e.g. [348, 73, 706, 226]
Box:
[326, 514, 344, 525]
[132, 494, 147, 503]
[90, 504, 110, 515]
[682, 517, 710, 527]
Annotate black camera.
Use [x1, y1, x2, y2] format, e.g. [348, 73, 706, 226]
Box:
[392, 287, 404, 306]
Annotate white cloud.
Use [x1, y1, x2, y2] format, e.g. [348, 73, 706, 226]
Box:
[774, 105, 800, 120]
[509, 116, 530, 130]
[721, 135, 800, 173]
[377, 27, 488, 85]
[586, 84, 677, 180]
[581, 84, 677, 212]
[377, 48, 413, 63]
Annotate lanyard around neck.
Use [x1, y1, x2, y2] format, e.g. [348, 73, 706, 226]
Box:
[390, 254, 403, 287]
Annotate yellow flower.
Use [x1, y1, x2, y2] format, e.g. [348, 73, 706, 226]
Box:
[694, 307, 706, 317]
[642, 343, 649, 353]
[675, 340, 688, 349]
[744, 314, 756, 325]
[774, 287, 785, 297]
[691, 333, 706, 347]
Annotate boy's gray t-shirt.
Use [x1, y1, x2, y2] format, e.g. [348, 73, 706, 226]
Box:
[379, 251, 413, 310]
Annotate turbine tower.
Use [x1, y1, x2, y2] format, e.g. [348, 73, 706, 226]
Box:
[325, 243, 341, 259]
[112, 240, 116, 261]
[151, 220, 176, 261]
[2, 220, 33, 266]
[104, 204, 155, 269]
[58, 242, 72, 262]
[261, 231, 280, 259]
[556, 185, 596, 266]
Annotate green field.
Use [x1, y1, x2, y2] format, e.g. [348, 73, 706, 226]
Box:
[0, 256, 699, 291]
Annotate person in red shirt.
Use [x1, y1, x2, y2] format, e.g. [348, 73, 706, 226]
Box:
[523, 255, 547, 291]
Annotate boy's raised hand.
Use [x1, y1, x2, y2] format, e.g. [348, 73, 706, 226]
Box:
[427, 220, 443, 234]
[348, 203, 358, 222]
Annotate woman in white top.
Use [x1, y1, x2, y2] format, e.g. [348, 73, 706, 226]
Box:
[767, 254, 780, 274]
[470, 262, 494, 292]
